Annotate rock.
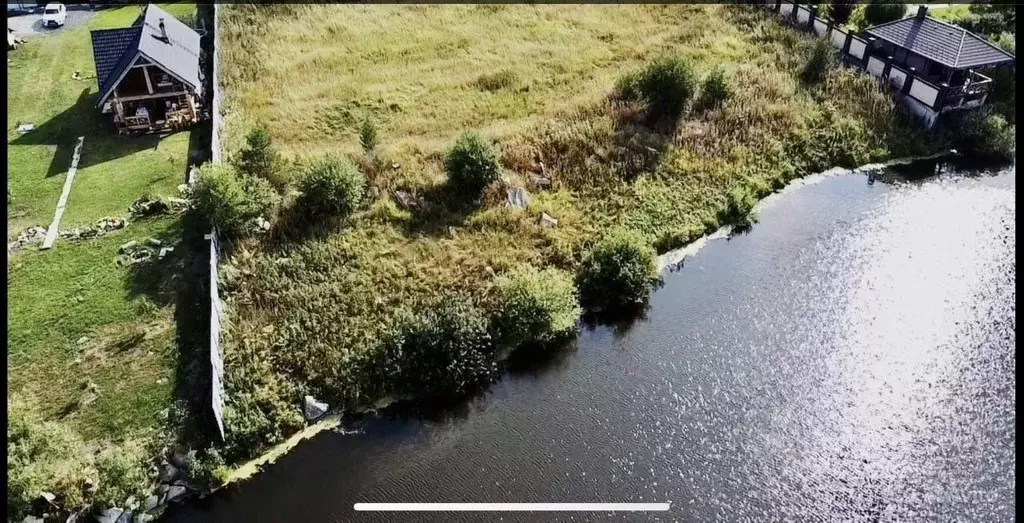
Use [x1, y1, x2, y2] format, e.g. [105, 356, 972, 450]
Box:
[148, 238, 162, 247]
[114, 510, 133, 523]
[132, 514, 155, 523]
[77, 336, 89, 345]
[40, 491, 57, 504]
[505, 187, 532, 210]
[158, 247, 174, 259]
[393, 190, 424, 211]
[158, 463, 180, 483]
[164, 485, 187, 503]
[447, 226, 457, 239]
[16, 123, 35, 133]
[530, 175, 551, 188]
[539, 213, 558, 228]
[168, 451, 188, 470]
[20, 516, 44, 523]
[119, 241, 138, 254]
[303, 395, 329, 421]
[143, 494, 158, 511]
[93, 508, 123, 523]
[391, 162, 400, 170]
[484, 266, 496, 277]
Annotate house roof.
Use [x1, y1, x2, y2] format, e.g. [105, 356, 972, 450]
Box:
[864, 15, 1015, 70]
[89, 4, 202, 106]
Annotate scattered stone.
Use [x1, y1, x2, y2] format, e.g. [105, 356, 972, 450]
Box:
[255, 217, 271, 232]
[132, 514, 154, 523]
[393, 190, 425, 212]
[114, 510, 133, 523]
[148, 238, 162, 247]
[165, 197, 190, 212]
[539, 212, 558, 228]
[119, 241, 139, 254]
[129, 196, 169, 217]
[19, 516, 43, 523]
[40, 492, 57, 505]
[158, 247, 174, 259]
[168, 451, 188, 470]
[93, 508, 123, 523]
[484, 266, 496, 277]
[142, 495, 159, 512]
[159, 463, 180, 483]
[391, 162, 400, 170]
[303, 395, 329, 421]
[505, 187, 532, 210]
[164, 485, 187, 503]
[16, 123, 35, 134]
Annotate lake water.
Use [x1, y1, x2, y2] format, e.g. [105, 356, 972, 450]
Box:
[168, 159, 1015, 522]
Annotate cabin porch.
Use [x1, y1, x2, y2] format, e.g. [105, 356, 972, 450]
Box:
[107, 92, 198, 135]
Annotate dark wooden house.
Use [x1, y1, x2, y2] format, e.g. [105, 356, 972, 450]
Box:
[89, 4, 204, 135]
[862, 6, 1015, 114]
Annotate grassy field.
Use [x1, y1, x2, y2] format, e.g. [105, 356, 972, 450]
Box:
[6, 3, 202, 519]
[215, 4, 951, 463]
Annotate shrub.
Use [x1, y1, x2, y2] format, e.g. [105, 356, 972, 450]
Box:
[8, 395, 91, 520]
[475, 70, 519, 92]
[721, 185, 759, 227]
[359, 118, 378, 154]
[187, 448, 229, 490]
[236, 128, 287, 189]
[614, 70, 642, 102]
[444, 132, 501, 195]
[947, 111, 1015, 160]
[193, 162, 279, 238]
[827, 0, 856, 24]
[631, 56, 697, 125]
[378, 295, 497, 398]
[494, 266, 581, 348]
[298, 155, 367, 218]
[800, 38, 836, 85]
[695, 68, 733, 112]
[91, 440, 151, 509]
[862, 1, 905, 27]
[576, 230, 660, 313]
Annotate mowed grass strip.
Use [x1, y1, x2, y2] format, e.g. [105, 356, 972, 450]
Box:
[6, 4, 195, 237]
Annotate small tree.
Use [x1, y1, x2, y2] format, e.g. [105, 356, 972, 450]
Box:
[695, 68, 733, 112]
[193, 162, 279, 238]
[576, 230, 659, 313]
[800, 38, 836, 85]
[862, 1, 906, 27]
[359, 118, 378, 154]
[444, 132, 500, 195]
[298, 155, 367, 218]
[236, 128, 287, 189]
[635, 56, 697, 125]
[494, 265, 581, 348]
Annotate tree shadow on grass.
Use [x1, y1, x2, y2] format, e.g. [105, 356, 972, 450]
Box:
[9, 87, 180, 178]
[123, 210, 219, 448]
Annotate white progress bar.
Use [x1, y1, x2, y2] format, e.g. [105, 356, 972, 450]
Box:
[354, 503, 671, 512]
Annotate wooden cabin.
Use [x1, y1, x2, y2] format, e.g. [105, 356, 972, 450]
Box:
[862, 6, 1015, 114]
[89, 4, 204, 135]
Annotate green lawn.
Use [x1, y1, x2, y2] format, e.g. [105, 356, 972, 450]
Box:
[6, 3, 201, 518]
[7, 4, 195, 237]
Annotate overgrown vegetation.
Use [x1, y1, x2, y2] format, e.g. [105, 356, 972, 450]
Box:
[945, 110, 1016, 160]
[236, 128, 287, 190]
[576, 231, 660, 314]
[494, 266, 581, 349]
[696, 68, 733, 112]
[800, 38, 836, 85]
[211, 4, 998, 470]
[193, 162, 279, 238]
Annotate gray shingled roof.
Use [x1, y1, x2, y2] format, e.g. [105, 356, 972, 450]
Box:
[89, 4, 201, 106]
[864, 15, 1015, 70]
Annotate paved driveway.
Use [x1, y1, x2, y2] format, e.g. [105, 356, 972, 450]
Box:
[7, 8, 95, 39]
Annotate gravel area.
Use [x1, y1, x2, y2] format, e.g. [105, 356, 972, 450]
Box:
[7, 8, 96, 39]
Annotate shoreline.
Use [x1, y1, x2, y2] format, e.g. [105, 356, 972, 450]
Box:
[214, 150, 961, 492]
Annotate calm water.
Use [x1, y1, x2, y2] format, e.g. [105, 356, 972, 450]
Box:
[170, 160, 1015, 522]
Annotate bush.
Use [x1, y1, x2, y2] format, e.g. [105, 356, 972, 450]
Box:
[236, 128, 287, 189]
[629, 56, 697, 125]
[614, 70, 642, 102]
[800, 38, 836, 85]
[91, 440, 151, 509]
[193, 162, 279, 238]
[298, 155, 367, 218]
[576, 230, 660, 313]
[494, 266, 581, 348]
[695, 68, 733, 112]
[947, 111, 1015, 160]
[862, 1, 905, 26]
[444, 132, 501, 195]
[721, 185, 760, 227]
[475, 70, 519, 92]
[378, 295, 497, 398]
[359, 118, 378, 154]
[827, 0, 856, 24]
